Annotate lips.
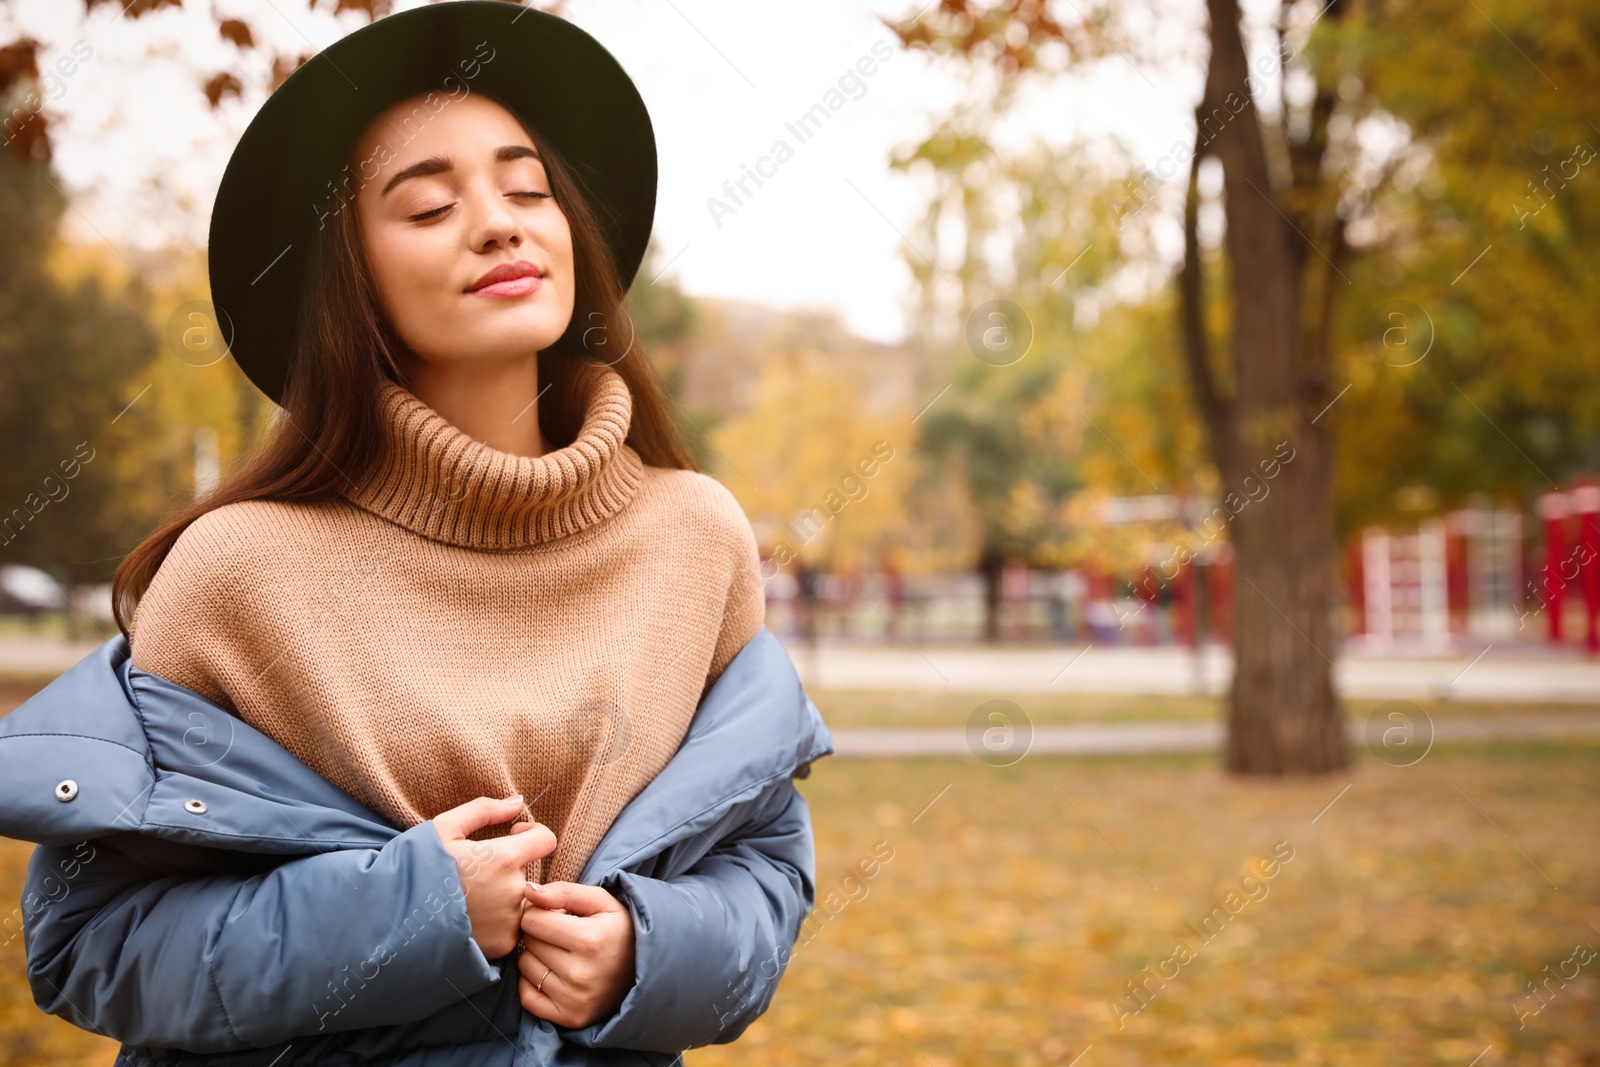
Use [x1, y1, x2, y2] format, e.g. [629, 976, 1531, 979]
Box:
[466, 260, 544, 297]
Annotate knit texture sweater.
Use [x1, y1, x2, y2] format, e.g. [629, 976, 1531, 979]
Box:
[128, 358, 766, 884]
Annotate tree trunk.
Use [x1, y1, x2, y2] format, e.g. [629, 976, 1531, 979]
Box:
[1196, 0, 1348, 774]
[1223, 422, 1345, 772]
[978, 543, 1003, 644]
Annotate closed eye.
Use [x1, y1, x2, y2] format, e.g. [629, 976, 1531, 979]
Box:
[408, 191, 551, 223]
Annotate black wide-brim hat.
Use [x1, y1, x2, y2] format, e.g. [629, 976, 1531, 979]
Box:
[207, 1, 657, 404]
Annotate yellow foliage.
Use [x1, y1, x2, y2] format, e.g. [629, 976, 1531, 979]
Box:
[711, 347, 919, 571]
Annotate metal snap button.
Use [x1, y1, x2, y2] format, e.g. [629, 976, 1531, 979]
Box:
[54, 779, 78, 802]
[184, 798, 208, 814]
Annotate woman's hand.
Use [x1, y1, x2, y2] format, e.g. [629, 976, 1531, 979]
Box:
[430, 795, 557, 960]
[516, 879, 637, 1029]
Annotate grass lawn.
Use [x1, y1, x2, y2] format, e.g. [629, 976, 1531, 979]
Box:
[2, 712, 1596, 1065]
[690, 743, 1600, 1067]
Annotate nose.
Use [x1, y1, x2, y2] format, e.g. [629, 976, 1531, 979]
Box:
[466, 185, 522, 251]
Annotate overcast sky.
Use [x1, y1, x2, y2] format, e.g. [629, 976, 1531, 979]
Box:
[1, 0, 1273, 345]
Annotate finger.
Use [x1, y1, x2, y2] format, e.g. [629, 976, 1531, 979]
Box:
[504, 822, 557, 865]
[524, 880, 620, 917]
[518, 968, 567, 1026]
[518, 938, 580, 980]
[520, 906, 605, 954]
[433, 795, 523, 841]
[516, 949, 566, 1021]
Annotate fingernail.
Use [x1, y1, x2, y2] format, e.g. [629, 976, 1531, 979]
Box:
[506, 794, 523, 803]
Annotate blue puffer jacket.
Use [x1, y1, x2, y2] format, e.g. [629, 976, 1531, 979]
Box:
[0, 625, 832, 1066]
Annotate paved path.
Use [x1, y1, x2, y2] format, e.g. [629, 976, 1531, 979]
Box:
[0, 635, 114, 676]
[827, 713, 1600, 757]
[786, 641, 1600, 703]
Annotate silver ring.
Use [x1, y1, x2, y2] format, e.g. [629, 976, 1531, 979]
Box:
[536, 966, 552, 994]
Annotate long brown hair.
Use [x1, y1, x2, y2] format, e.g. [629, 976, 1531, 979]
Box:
[111, 111, 697, 640]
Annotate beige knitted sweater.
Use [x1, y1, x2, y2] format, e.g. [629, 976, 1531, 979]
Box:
[128, 359, 766, 884]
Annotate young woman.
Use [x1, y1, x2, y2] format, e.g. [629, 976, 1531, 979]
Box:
[0, 5, 828, 1065]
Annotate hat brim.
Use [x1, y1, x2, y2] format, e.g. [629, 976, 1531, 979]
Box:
[207, 1, 657, 404]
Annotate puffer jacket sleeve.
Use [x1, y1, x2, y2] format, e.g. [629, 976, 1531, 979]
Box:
[22, 819, 504, 1053]
[559, 773, 818, 1053]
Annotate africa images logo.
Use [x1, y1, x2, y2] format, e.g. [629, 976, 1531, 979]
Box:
[706, 40, 895, 228]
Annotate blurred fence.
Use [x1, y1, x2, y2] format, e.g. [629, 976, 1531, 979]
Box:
[1350, 484, 1599, 653]
[761, 480, 1600, 655]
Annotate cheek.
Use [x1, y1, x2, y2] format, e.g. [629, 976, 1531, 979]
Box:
[364, 224, 450, 317]
[539, 211, 576, 280]
[529, 213, 576, 329]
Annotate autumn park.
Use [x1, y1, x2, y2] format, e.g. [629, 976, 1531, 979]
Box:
[1, 0, 1598, 1064]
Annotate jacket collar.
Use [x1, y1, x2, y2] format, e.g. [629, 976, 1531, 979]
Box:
[0, 627, 832, 869]
[581, 623, 828, 880]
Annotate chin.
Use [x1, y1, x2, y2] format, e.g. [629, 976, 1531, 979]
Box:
[449, 317, 568, 358]
[518, 319, 569, 353]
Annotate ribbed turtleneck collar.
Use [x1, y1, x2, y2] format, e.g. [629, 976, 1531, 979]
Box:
[338, 359, 644, 550]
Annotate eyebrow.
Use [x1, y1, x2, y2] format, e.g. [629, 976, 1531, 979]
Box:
[379, 144, 541, 197]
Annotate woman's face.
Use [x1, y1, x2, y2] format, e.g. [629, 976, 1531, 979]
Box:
[350, 92, 575, 365]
